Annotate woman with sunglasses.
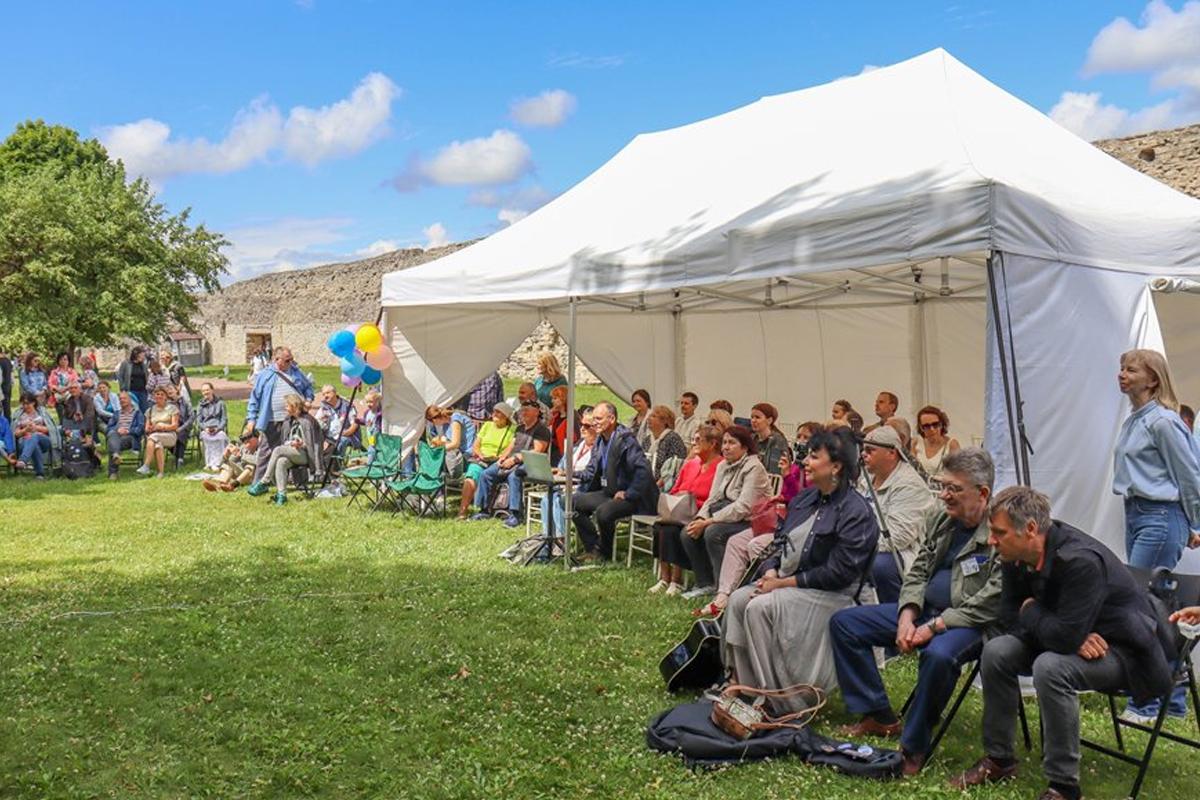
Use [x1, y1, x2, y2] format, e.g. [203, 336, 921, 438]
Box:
[911, 405, 959, 484]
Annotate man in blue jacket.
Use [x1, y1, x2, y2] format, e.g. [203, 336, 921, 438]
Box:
[572, 400, 657, 563]
[243, 347, 314, 485]
[106, 391, 145, 479]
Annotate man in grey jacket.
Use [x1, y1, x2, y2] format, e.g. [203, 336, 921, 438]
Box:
[860, 426, 935, 602]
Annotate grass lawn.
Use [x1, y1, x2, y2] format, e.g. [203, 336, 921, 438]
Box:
[4, 375, 1195, 797]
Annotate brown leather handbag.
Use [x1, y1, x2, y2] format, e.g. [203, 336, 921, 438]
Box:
[710, 683, 826, 740]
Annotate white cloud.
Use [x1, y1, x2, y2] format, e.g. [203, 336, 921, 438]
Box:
[1084, 1, 1200, 78]
[497, 208, 528, 226]
[355, 239, 401, 258]
[102, 97, 282, 185]
[468, 183, 553, 227]
[221, 216, 355, 282]
[101, 72, 401, 184]
[1055, 1, 1200, 139]
[510, 89, 577, 128]
[391, 129, 533, 191]
[423, 222, 449, 249]
[282, 72, 401, 166]
[1050, 91, 1177, 139]
[547, 52, 626, 69]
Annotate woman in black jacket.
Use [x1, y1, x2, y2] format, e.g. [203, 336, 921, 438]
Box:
[721, 428, 879, 711]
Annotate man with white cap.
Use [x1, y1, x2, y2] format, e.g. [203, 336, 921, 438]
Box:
[859, 425, 935, 602]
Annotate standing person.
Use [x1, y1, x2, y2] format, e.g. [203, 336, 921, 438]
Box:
[629, 389, 652, 449]
[749, 402, 789, 476]
[864, 391, 899, 434]
[117, 346, 150, 411]
[77, 355, 100, 394]
[0, 349, 13, 421]
[457, 370, 505, 424]
[196, 382, 229, 471]
[545, 386, 578, 466]
[160, 348, 191, 398]
[145, 358, 172, 398]
[243, 347, 315, 486]
[533, 352, 567, 408]
[676, 391, 701, 451]
[949, 487, 1174, 800]
[911, 405, 960, 484]
[47, 352, 78, 413]
[1112, 348, 1200, 723]
[19, 353, 48, 405]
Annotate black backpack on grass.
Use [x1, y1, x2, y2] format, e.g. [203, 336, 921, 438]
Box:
[62, 439, 95, 480]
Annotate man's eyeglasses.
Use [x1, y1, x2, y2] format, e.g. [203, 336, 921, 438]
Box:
[939, 482, 971, 496]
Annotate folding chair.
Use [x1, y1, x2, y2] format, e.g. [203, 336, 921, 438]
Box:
[627, 515, 656, 568]
[1077, 569, 1200, 800]
[898, 655, 1032, 763]
[343, 433, 404, 511]
[388, 441, 447, 517]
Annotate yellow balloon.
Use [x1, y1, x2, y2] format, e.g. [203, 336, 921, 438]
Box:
[355, 324, 383, 353]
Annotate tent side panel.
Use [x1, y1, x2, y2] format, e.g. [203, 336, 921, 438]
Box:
[921, 298, 987, 445]
[545, 310, 676, 410]
[984, 254, 1164, 556]
[382, 305, 542, 442]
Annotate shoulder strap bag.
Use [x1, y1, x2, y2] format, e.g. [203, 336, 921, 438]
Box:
[711, 683, 826, 740]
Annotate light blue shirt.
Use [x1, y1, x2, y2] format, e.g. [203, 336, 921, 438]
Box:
[1112, 400, 1200, 527]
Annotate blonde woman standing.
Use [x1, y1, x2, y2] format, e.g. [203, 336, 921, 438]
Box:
[533, 353, 567, 408]
[1113, 349, 1200, 722]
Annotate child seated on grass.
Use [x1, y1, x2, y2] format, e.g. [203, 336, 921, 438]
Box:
[202, 432, 260, 492]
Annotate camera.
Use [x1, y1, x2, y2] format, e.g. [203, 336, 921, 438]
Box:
[793, 441, 809, 462]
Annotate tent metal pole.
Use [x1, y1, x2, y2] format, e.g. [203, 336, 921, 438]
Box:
[564, 297, 577, 570]
[986, 252, 1024, 485]
[997, 253, 1033, 484]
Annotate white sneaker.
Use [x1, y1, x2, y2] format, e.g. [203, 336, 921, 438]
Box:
[682, 585, 715, 599]
[1119, 708, 1157, 726]
[664, 582, 683, 596]
[648, 580, 669, 594]
[135, 465, 151, 475]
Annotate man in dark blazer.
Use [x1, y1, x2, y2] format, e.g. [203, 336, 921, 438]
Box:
[950, 486, 1173, 800]
[572, 400, 657, 562]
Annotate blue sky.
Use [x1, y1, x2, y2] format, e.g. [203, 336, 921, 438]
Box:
[2, 1, 1197, 283]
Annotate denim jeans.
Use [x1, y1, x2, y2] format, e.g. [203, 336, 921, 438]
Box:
[1124, 496, 1190, 717]
[18, 433, 51, 476]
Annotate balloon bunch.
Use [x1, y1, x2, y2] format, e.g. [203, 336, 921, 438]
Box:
[326, 323, 394, 389]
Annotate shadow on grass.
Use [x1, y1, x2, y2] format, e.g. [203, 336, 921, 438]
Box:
[1, 541, 1197, 799]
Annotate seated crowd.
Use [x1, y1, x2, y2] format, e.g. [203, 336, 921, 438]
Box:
[433, 361, 1198, 800]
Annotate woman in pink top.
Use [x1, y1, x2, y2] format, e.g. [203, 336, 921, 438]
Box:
[47, 352, 79, 410]
[648, 424, 723, 596]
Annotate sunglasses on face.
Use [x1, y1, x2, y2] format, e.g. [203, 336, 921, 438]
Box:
[921, 422, 942, 431]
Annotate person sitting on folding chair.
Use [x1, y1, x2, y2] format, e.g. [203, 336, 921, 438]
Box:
[829, 447, 1001, 777]
[247, 394, 323, 505]
[106, 391, 144, 480]
[470, 400, 550, 528]
[949, 486, 1175, 800]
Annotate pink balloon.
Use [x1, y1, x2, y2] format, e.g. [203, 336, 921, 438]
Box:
[364, 345, 395, 370]
[341, 373, 362, 388]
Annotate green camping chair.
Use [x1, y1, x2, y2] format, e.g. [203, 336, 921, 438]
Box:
[343, 432, 404, 511]
[387, 440, 447, 517]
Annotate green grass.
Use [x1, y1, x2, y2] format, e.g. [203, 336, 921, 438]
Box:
[2, 471, 1198, 799]
[4, 370, 1191, 797]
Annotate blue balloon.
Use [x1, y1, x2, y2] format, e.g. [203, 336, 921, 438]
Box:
[328, 329, 357, 358]
[360, 366, 382, 385]
[339, 353, 365, 378]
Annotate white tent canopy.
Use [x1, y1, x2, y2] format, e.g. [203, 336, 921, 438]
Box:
[380, 48, 1200, 556]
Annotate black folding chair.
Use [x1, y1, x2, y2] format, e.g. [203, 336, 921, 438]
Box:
[898, 651, 1033, 762]
[1077, 569, 1200, 800]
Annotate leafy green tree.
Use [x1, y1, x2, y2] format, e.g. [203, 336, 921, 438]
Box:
[0, 120, 227, 357]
